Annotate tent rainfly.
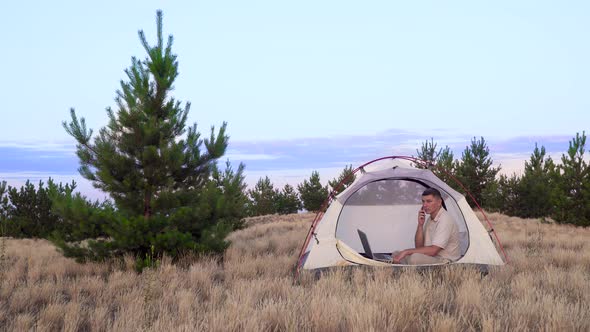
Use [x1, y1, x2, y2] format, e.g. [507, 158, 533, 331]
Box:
[295, 156, 507, 277]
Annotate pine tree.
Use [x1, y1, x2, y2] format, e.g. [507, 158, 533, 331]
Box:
[455, 137, 500, 208]
[49, 183, 112, 244]
[486, 173, 520, 214]
[275, 184, 302, 215]
[207, 161, 248, 228]
[436, 146, 457, 186]
[0, 181, 10, 235]
[516, 144, 557, 218]
[0, 179, 75, 238]
[415, 138, 440, 167]
[552, 132, 590, 226]
[328, 164, 355, 196]
[52, 11, 243, 264]
[247, 176, 279, 216]
[415, 139, 458, 189]
[298, 171, 328, 213]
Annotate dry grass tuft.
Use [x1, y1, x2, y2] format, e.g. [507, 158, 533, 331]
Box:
[1, 211, 589, 331]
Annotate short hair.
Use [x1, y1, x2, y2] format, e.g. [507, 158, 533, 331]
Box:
[422, 187, 442, 200]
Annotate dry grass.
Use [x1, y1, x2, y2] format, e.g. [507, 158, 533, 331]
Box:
[1, 211, 589, 331]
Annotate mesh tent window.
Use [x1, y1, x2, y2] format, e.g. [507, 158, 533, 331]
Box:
[335, 178, 469, 259]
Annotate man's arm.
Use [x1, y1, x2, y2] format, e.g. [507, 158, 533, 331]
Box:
[392, 245, 442, 263]
[415, 209, 426, 247]
[415, 223, 424, 248]
[405, 245, 442, 257]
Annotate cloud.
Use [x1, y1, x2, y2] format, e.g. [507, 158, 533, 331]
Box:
[226, 129, 515, 173]
[244, 167, 344, 188]
[487, 135, 573, 154]
[224, 152, 279, 161]
[0, 140, 76, 153]
[1, 129, 581, 197]
[0, 171, 71, 180]
[226, 131, 579, 188]
[0, 146, 78, 173]
[227, 128, 430, 171]
[492, 153, 530, 176]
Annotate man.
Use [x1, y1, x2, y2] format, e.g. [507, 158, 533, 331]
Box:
[392, 188, 460, 264]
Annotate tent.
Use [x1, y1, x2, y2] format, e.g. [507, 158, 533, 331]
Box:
[295, 156, 507, 277]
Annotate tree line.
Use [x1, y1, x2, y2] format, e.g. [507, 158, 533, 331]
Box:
[0, 168, 345, 236]
[415, 133, 590, 227]
[244, 165, 355, 216]
[3, 131, 587, 243]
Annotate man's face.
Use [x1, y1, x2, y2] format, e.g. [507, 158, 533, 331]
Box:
[421, 194, 442, 214]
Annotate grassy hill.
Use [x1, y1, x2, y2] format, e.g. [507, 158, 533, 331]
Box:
[0, 212, 588, 331]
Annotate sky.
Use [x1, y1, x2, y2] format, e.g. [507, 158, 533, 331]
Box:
[1, 1, 589, 199]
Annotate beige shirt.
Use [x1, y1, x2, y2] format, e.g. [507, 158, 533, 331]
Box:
[424, 209, 461, 261]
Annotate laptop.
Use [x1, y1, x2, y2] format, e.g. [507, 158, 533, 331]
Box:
[357, 229, 392, 262]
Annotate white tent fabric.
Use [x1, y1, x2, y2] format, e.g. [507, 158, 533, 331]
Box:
[298, 158, 505, 271]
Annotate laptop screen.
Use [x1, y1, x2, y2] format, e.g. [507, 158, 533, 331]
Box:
[357, 229, 374, 258]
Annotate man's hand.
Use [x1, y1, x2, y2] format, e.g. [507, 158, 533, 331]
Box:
[392, 250, 410, 264]
[418, 208, 426, 226]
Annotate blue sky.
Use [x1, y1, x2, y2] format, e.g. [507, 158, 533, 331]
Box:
[1, 1, 589, 199]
